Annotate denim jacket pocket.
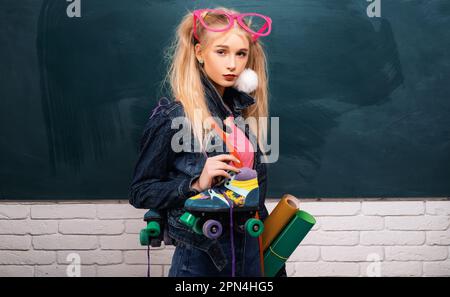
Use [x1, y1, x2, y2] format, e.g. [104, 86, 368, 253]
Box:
[167, 208, 228, 272]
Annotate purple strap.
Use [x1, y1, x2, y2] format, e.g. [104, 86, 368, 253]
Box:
[229, 201, 235, 277]
[149, 97, 170, 120]
[222, 190, 236, 277]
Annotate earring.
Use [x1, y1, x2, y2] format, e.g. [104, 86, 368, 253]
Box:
[198, 59, 204, 65]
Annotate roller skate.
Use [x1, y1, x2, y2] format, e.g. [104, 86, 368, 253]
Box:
[179, 166, 264, 239]
[139, 209, 174, 247]
[139, 209, 176, 277]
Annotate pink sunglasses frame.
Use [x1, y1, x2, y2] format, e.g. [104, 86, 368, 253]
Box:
[192, 9, 272, 43]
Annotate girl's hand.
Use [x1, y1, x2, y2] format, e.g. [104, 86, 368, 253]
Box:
[191, 154, 241, 192]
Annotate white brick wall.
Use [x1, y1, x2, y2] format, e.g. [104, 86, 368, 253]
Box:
[0, 199, 449, 277]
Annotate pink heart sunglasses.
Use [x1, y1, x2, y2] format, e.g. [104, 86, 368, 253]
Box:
[192, 9, 272, 43]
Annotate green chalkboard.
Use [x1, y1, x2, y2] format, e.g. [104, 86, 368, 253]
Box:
[1, 0, 449, 200]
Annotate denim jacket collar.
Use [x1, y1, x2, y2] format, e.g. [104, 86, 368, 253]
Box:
[200, 69, 256, 118]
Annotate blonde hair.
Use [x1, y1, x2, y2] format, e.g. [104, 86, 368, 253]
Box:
[161, 6, 270, 161]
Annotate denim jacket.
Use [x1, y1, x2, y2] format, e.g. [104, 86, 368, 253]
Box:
[128, 70, 269, 271]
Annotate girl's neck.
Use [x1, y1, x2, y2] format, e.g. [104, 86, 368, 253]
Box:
[211, 81, 225, 97]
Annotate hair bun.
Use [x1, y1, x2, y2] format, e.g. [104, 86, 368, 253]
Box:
[233, 68, 258, 94]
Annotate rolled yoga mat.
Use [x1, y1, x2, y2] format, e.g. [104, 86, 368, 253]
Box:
[262, 194, 299, 252]
[263, 209, 316, 277]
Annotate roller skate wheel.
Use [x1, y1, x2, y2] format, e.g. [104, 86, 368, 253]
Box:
[139, 229, 150, 246]
[179, 212, 197, 228]
[147, 221, 161, 237]
[245, 218, 264, 237]
[192, 217, 203, 235]
[202, 220, 223, 239]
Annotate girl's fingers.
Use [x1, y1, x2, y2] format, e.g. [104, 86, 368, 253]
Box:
[212, 154, 241, 164]
[210, 161, 240, 173]
[223, 164, 240, 173]
[211, 170, 231, 180]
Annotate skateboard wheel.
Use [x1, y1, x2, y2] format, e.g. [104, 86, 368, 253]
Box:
[147, 221, 161, 237]
[139, 229, 150, 246]
[245, 218, 264, 237]
[202, 220, 223, 239]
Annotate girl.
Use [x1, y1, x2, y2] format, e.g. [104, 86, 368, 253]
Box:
[129, 7, 286, 277]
